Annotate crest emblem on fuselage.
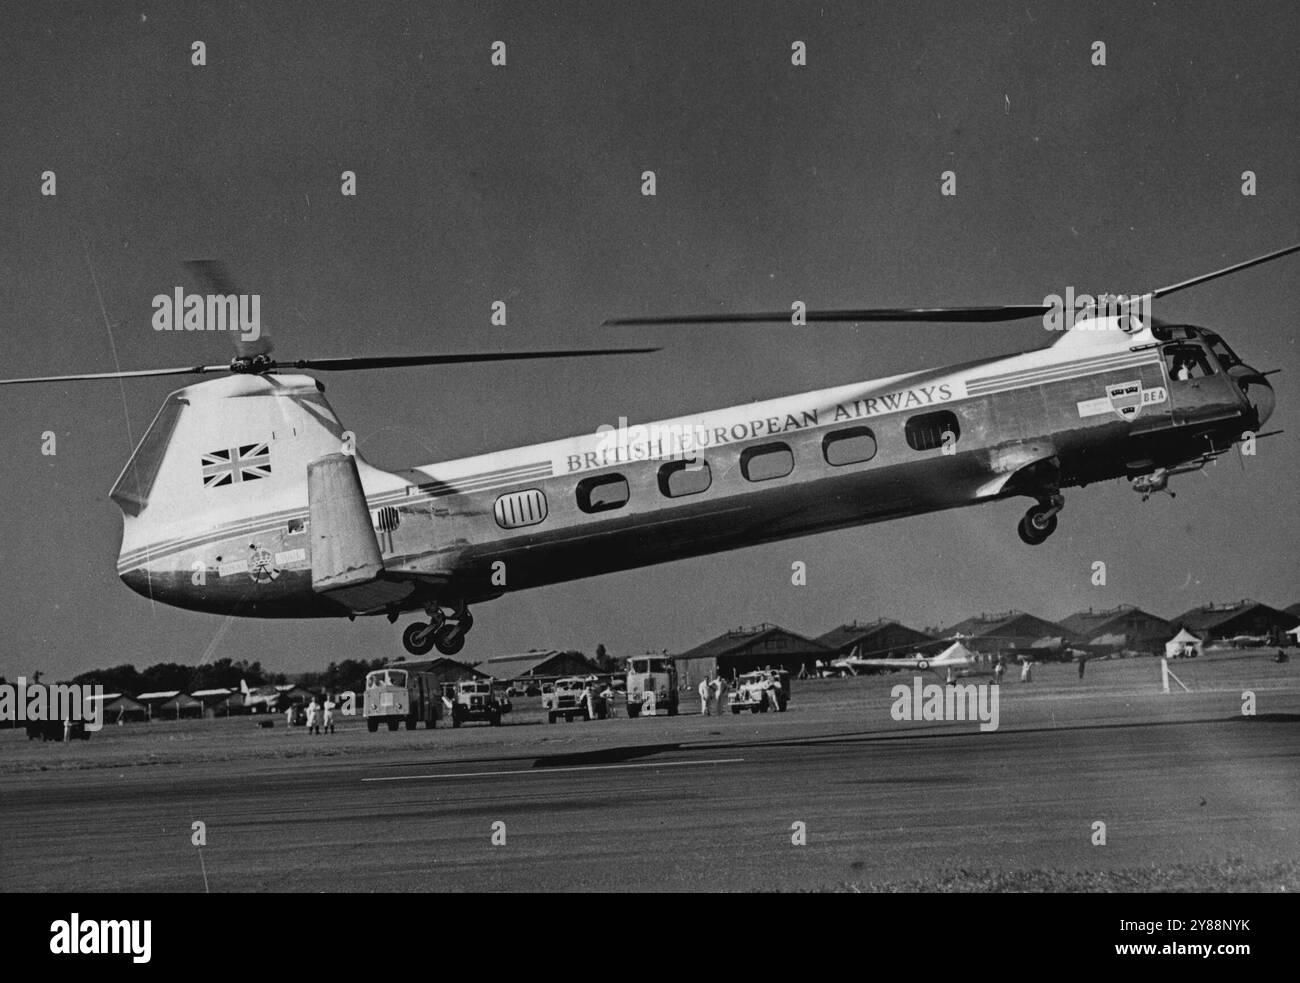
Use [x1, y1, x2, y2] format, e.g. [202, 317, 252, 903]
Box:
[248, 547, 280, 583]
[1076, 380, 1167, 422]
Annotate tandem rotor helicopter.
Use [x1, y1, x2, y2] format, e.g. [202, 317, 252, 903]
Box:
[2, 246, 1293, 657]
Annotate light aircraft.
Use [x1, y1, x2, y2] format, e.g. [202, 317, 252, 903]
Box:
[238, 678, 291, 713]
[1, 247, 1292, 656]
[834, 639, 993, 681]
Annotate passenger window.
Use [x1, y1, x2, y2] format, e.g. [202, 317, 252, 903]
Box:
[905, 411, 960, 452]
[576, 473, 630, 513]
[741, 443, 794, 482]
[658, 458, 711, 497]
[1165, 343, 1214, 381]
[822, 427, 877, 466]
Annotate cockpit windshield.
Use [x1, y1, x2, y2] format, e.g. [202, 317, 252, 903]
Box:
[110, 396, 185, 516]
[1203, 334, 1243, 370]
[366, 670, 407, 688]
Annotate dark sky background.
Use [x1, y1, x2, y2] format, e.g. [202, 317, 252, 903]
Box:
[1, 1, 1296, 682]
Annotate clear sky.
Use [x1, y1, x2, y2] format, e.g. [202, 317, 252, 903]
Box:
[0, 1, 1296, 682]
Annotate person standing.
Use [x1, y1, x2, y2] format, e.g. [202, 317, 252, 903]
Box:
[712, 675, 728, 715]
[1019, 659, 1032, 683]
[994, 657, 1005, 685]
[698, 676, 711, 716]
[285, 703, 295, 728]
[1077, 657, 1086, 680]
[322, 695, 336, 734]
[305, 697, 319, 735]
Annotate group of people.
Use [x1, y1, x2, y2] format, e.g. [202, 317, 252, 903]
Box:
[697, 675, 730, 715]
[289, 695, 336, 734]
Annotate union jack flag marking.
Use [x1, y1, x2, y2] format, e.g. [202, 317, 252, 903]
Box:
[202, 443, 272, 488]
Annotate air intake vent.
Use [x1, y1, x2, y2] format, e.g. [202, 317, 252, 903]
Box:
[494, 488, 548, 529]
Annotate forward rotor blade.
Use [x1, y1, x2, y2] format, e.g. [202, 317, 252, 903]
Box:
[279, 348, 658, 371]
[604, 305, 1051, 327]
[0, 364, 227, 386]
[1152, 243, 1300, 299]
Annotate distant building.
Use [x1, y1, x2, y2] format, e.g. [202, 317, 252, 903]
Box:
[1170, 600, 1299, 644]
[85, 693, 147, 724]
[136, 691, 203, 720]
[387, 657, 488, 689]
[815, 619, 941, 660]
[190, 688, 235, 716]
[1058, 604, 1172, 655]
[473, 650, 601, 685]
[940, 610, 1076, 653]
[673, 623, 833, 685]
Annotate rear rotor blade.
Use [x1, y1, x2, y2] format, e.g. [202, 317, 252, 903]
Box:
[280, 348, 658, 371]
[0, 364, 228, 386]
[604, 305, 1051, 327]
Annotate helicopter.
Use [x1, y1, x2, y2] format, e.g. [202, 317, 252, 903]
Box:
[1, 246, 1292, 657]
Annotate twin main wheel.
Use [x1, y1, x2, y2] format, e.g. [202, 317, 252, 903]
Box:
[401, 611, 474, 655]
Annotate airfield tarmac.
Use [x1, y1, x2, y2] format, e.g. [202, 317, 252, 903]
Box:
[1, 650, 1297, 892]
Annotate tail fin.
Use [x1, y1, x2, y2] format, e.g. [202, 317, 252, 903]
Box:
[240, 678, 250, 695]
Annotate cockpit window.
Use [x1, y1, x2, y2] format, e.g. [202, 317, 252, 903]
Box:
[110, 396, 185, 516]
[1165, 343, 1215, 381]
[1203, 335, 1243, 370]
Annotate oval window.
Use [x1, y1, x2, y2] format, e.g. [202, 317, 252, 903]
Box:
[658, 458, 712, 497]
[822, 427, 877, 466]
[904, 411, 960, 452]
[740, 443, 794, 482]
[576, 473, 630, 513]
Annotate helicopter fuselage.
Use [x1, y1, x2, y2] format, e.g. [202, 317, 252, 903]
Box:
[114, 318, 1271, 634]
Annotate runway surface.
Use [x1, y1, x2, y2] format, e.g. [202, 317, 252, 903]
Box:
[2, 655, 1297, 891]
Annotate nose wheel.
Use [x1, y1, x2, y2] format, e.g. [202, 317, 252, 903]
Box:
[401, 604, 474, 656]
[1017, 496, 1063, 546]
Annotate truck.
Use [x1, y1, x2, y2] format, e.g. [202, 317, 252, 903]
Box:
[625, 656, 678, 718]
[443, 679, 510, 727]
[364, 667, 443, 731]
[729, 669, 790, 713]
[543, 677, 607, 723]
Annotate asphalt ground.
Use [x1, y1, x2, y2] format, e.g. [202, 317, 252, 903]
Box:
[1, 649, 1296, 892]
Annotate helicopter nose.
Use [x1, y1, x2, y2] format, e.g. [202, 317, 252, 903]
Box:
[1239, 369, 1275, 428]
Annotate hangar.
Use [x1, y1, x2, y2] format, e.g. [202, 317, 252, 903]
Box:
[85, 693, 147, 724]
[673, 623, 832, 686]
[1170, 600, 1299, 643]
[137, 691, 203, 720]
[473, 650, 601, 685]
[387, 657, 488, 689]
[816, 618, 940, 660]
[1059, 604, 1172, 655]
[940, 610, 1076, 653]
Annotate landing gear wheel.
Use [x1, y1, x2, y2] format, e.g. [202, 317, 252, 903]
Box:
[1017, 505, 1058, 545]
[434, 625, 465, 655]
[402, 621, 436, 656]
[367, 718, 378, 733]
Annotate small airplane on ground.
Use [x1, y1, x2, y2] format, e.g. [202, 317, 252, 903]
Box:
[834, 639, 995, 681]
